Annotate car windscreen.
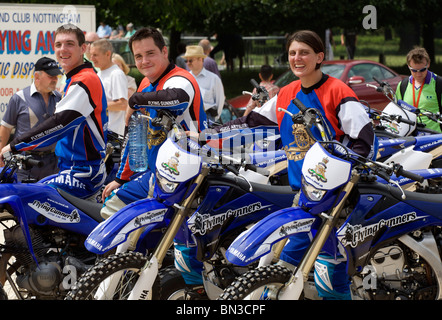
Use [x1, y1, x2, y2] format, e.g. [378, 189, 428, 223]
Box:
[321, 64, 345, 79]
[274, 70, 297, 87]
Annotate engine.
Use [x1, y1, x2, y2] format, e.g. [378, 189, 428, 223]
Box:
[4, 225, 93, 299]
[351, 242, 438, 300]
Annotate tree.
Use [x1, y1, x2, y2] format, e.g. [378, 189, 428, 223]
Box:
[12, 0, 442, 65]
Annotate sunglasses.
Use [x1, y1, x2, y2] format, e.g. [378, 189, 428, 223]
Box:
[185, 59, 195, 63]
[408, 65, 428, 73]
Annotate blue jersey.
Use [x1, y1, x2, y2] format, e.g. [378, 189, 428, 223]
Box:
[207, 74, 376, 190]
[11, 62, 108, 164]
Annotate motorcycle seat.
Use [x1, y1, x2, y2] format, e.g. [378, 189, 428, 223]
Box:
[248, 182, 296, 207]
[387, 184, 442, 219]
[57, 188, 104, 222]
[249, 182, 295, 195]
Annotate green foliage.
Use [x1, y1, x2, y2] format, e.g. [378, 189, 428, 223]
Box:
[11, 0, 442, 41]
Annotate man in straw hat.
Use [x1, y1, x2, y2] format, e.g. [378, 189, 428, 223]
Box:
[184, 45, 225, 123]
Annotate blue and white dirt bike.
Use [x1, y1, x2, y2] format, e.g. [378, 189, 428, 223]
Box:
[0, 152, 104, 299]
[219, 103, 442, 301]
[66, 109, 296, 300]
[365, 77, 442, 170]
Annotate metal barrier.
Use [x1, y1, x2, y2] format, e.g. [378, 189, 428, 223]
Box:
[182, 35, 288, 69]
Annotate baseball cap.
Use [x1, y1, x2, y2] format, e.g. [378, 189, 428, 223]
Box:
[35, 57, 63, 76]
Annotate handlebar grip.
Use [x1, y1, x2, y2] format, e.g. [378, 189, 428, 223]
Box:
[396, 116, 415, 126]
[26, 158, 44, 168]
[244, 164, 270, 176]
[250, 79, 260, 89]
[292, 98, 308, 113]
[225, 164, 240, 176]
[396, 166, 424, 183]
[372, 76, 382, 85]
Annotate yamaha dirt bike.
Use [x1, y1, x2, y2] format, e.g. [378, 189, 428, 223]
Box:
[67, 103, 442, 301]
[65, 109, 297, 300]
[362, 78, 442, 172]
[368, 76, 442, 138]
[219, 102, 442, 301]
[0, 152, 104, 299]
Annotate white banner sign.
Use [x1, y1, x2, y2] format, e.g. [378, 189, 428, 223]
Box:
[0, 3, 95, 118]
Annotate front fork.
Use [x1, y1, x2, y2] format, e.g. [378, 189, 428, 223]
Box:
[128, 166, 210, 300]
[279, 173, 358, 300]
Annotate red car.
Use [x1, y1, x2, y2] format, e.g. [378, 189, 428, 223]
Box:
[228, 60, 407, 113]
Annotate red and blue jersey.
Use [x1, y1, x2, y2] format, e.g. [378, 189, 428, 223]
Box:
[11, 62, 108, 165]
[208, 74, 376, 190]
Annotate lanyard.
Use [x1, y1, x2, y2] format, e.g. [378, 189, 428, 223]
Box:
[412, 78, 424, 108]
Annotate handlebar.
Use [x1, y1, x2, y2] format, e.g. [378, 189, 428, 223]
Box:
[276, 98, 425, 186]
[320, 140, 425, 192]
[26, 157, 44, 169]
[293, 98, 308, 113]
[250, 78, 260, 89]
[395, 115, 415, 126]
[393, 163, 424, 183]
[149, 106, 271, 181]
[0, 152, 45, 183]
[243, 78, 270, 106]
[372, 76, 387, 87]
[3, 152, 44, 169]
[278, 100, 333, 142]
[367, 78, 442, 126]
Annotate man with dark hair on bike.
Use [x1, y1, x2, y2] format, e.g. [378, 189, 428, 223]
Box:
[101, 27, 206, 210]
[100, 27, 207, 284]
[0, 23, 108, 200]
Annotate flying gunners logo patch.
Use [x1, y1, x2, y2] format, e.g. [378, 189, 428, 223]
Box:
[308, 157, 329, 183]
[162, 152, 180, 175]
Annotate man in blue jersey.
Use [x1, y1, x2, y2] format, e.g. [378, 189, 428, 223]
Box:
[98, 28, 207, 287]
[0, 24, 108, 199]
[100, 27, 206, 217]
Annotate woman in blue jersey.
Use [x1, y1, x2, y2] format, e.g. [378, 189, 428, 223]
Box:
[204, 30, 376, 299]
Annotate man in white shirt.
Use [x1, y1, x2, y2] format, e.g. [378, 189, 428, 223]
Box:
[90, 39, 128, 136]
[184, 45, 225, 122]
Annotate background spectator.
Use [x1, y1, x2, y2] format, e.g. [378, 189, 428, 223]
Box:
[90, 39, 128, 136]
[0, 57, 62, 180]
[112, 53, 138, 99]
[124, 23, 136, 39]
[244, 64, 279, 116]
[185, 45, 225, 122]
[198, 39, 221, 78]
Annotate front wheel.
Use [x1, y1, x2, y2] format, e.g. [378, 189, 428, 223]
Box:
[66, 251, 160, 300]
[218, 265, 292, 300]
[159, 266, 207, 300]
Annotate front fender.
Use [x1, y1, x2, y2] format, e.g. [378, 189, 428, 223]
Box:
[225, 207, 317, 266]
[85, 198, 170, 254]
